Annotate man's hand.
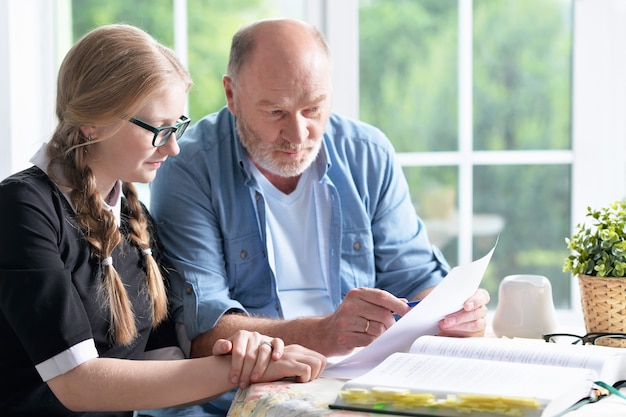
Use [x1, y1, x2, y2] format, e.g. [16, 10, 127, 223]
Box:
[211, 330, 284, 388]
[317, 288, 411, 356]
[438, 288, 490, 337]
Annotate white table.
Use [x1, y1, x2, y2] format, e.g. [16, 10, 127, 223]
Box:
[227, 377, 626, 417]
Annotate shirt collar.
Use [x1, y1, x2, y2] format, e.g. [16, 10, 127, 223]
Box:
[30, 143, 122, 226]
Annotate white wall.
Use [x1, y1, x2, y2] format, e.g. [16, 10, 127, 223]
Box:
[571, 0, 626, 223]
[0, 0, 57, 181]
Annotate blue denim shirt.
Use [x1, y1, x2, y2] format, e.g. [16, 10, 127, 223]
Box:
[150, 107, 450, 342]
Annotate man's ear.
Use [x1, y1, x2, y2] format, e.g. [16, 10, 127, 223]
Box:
[223, 76, 236, 114]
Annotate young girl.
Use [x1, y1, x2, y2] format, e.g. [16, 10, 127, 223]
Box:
[0, 24, 325, 416]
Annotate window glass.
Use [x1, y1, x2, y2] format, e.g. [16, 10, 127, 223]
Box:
[474, 165, 572, 308]
[404, 165, 460, 251]
[359, 0, 458, 153]
[72, 0, 174, 44]
[473, 0, 572, 151]
[359, 0, 573, 308]
[473, 0, 573, 308]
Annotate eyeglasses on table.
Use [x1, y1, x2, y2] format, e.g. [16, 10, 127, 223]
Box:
[543, 332, 626, 346]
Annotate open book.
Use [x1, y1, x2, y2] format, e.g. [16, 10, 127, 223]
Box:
[329, 335, 626, 417]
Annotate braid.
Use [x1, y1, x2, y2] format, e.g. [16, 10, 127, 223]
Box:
[48, 132, 138, 345]
[100, 260, 138, 345]
[67, 165, 138, 345]
[122, 182, 168, 327]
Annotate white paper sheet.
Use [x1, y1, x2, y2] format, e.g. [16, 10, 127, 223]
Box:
[322, 244, 496, 379]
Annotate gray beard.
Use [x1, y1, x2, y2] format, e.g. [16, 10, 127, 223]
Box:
[236, 118, 322, 178]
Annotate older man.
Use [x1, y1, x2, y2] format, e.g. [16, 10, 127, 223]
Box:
[149, 18, 489, 417]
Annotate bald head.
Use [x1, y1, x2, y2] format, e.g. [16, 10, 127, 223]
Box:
[227, 18, 331, 81]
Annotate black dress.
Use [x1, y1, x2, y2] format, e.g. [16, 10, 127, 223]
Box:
[0, 166, 176, 416]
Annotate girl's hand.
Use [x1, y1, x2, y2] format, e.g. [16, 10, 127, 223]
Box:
[257, 344, 326, 383]
[212, 330, 284, 388]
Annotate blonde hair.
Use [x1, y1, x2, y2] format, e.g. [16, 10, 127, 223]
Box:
[47, 24, 192, 345]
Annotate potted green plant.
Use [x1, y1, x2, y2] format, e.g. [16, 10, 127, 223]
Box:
[564, 199, 626, 344]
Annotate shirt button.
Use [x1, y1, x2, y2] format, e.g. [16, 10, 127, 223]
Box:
[240, 250, 248, 259]
[185, 285, 193, 295]
[353, 242, 362, 251]
[255, 193, 261, 201]
[274, 303, 280, 311]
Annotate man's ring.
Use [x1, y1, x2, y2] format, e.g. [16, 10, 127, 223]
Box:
[259, 341, 273, 350]
[364, 319, 370, 334]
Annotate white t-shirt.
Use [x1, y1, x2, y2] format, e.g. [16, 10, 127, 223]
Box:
[249, 162, 334, 319]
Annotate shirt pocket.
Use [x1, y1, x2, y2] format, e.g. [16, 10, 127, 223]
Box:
[340, 228, 375, 289]
[223, 232, 274, 309]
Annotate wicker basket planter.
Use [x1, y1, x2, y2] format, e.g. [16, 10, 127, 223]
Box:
[578, 274, 626, 347]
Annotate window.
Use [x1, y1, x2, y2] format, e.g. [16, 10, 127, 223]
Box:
[2, 0, 625, 318]
[323, 0, 626, 318]
[358, 0, 574, 309]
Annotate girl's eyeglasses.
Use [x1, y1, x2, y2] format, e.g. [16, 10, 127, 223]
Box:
[128, 115, 190, 147]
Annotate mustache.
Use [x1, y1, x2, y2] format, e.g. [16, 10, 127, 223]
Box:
[274, 142, 307, 152]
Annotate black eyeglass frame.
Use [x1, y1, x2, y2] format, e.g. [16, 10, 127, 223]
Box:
[128, 115, 190, 147]
[543, 332, 626, 345]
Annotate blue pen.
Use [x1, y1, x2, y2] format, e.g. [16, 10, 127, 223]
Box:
[394, 299, 420, 320]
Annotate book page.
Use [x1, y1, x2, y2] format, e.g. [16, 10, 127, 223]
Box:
[336, 352, 596, 417]
[409, 335, 626, 384]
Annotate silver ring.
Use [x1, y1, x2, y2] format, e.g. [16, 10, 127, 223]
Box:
[364, 319, 370, 334]
[259, 340, 273, 350]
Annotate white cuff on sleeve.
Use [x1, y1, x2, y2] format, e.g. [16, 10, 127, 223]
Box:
[35, 339, 99, 382]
